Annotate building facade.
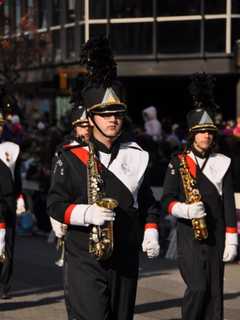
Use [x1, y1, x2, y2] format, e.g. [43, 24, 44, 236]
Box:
[1, 0, 240, 121]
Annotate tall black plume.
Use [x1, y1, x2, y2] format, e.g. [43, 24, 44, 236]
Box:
[80, 37, 117, 88]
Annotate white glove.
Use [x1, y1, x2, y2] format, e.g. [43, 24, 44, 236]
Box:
[84, 203, 115, 226]
[0, 229, 6, 256]
[50, 217, 67, 238]
[16, 195, 26, 215]
[223, 232, 238, 262]
[142, 228, 160, 258]
[171, 201, 206, 220]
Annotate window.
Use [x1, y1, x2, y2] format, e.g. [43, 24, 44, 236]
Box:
[205, 20, 225, 53]
[89, 24, 107, 39]
[157, 21, 201, 54]
[52, 0, 61, 26]
[157, 1, 201, 16]
[37, 0, 47, 29]
[232, 0, 240, 13]
[89, 0, 107, 19]
[52, 29, 61, 62]
[110, 23, 152, 55]
[66, 27, 75, 59]
[204, 1, 225, 14]
[231, 19, 240, 51]
[110, 0, 153, 18]
[66, 0, 76, 23]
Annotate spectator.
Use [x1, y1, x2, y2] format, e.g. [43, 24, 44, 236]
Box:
[233, 116, 240, 138]
[142, 105, 162, 141]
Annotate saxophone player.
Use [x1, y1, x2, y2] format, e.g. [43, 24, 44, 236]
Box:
[161, 73, 238, 320]
[50, 104, 92, 239]
[47, 37, 160, 320]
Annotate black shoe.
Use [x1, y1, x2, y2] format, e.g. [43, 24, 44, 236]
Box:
[0, 287, 11, 299]
[0, 292, 11, 299]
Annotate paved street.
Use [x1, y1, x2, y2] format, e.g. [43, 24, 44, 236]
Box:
[0, 235, 240, 320]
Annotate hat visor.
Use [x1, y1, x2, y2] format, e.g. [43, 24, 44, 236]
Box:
[72, 119, 89, 127]
[88, 102, 127, 114]
[190, 123, 217, 133]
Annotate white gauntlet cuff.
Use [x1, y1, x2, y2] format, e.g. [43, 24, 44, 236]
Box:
[69, 205, 91, 226]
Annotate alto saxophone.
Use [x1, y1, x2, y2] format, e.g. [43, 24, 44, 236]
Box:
[87, 142, 118, 260]
[179, 153, 208, 240]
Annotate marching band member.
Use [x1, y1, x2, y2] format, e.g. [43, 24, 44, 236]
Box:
[47, 37, 160, 320]
[161, 73, 238, 320]
[0, 110, 24, 299]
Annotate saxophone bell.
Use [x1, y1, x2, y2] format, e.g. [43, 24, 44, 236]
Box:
[192, 217, 208, 240]
[89, 198, 118, 261]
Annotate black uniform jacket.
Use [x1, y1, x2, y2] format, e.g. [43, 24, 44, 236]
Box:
[0, 142, 21, 226]
[162, 151, 237, 253]
[47, 138, 159, 259]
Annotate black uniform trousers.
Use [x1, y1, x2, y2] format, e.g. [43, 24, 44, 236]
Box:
[177, 224, 224, 320]
[66, 249, 138, 320]
[0, 225, 16, 293]
[64, 256, 76, 320]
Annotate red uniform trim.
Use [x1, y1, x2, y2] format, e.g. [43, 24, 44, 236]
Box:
[167, 201, 178, 215]
[178, 154, 197, 178]
[0, 223, 6, 229]
[70, 147, 89, 166]
[145, 223, 158, 230]
[64, 204, 76, 224]
[63, 144, 72, 149]
[70, 147, 103, 172]
[226, 227, 237, 233]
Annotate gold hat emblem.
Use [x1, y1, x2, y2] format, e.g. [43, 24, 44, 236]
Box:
[101, 88, 120, 105]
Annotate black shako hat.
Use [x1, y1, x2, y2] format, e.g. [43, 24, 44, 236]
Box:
[71, 105, 89, 127]
[80, 37, 127, 114]
[187, 73, 218, 133]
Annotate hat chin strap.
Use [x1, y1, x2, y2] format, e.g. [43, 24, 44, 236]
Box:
[91, 116, 122, 140]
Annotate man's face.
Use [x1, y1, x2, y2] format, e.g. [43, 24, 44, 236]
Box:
[193, 131, 214, 152]
[90, 112, 124, 138]
[75, 122, 91, 143]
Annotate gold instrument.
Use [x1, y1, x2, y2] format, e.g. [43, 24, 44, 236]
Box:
[55, 237, 65, 267]
[179, 153, 208, 240]
[0, 251, 7, 263]
[87, 142, 118, 260]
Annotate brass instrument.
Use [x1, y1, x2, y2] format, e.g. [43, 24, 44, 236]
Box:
[87, 142, 118, 260]
[179, 153, 208, 240]
[55, 237, 65, 267]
